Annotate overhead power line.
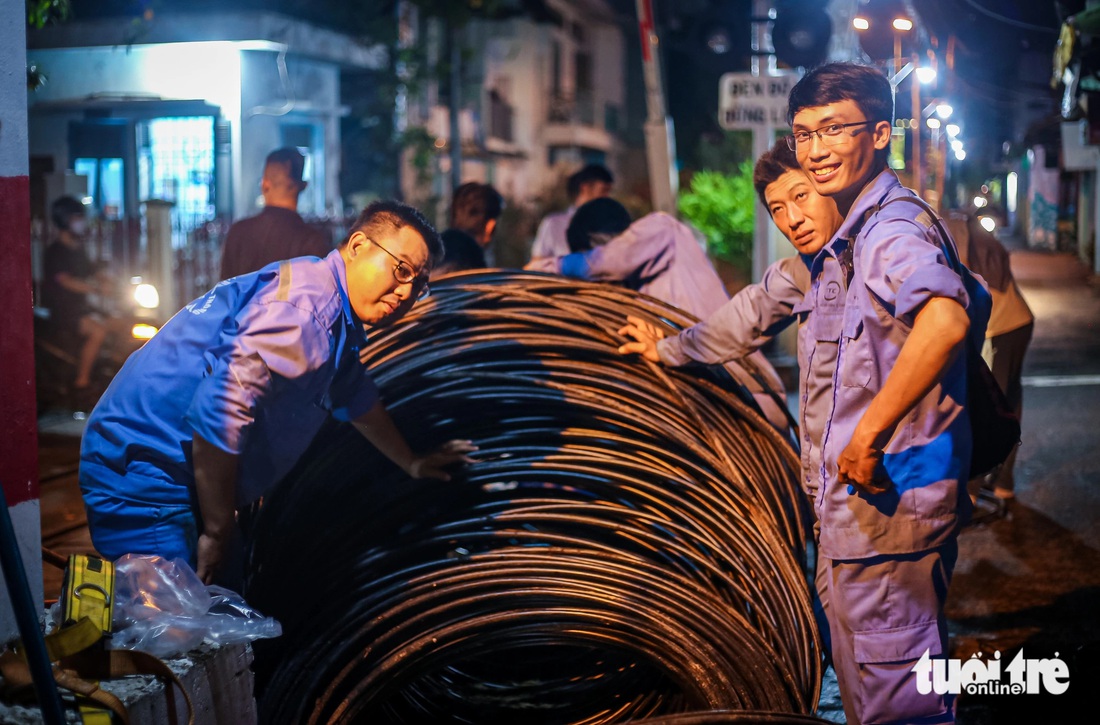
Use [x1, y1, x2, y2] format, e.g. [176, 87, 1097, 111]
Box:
[960, 0, 1058, 34]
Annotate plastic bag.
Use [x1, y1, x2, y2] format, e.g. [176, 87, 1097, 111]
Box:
[106, 554, 282, 658]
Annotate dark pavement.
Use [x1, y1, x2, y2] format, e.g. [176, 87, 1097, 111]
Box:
[947, 244, 1100, 724]
[33, 244, 1100, 723]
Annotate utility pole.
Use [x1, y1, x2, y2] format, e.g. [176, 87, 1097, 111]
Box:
[448, 19, 463, 194]
[635, 0, 678, 214]
[751, 0, 778, 284]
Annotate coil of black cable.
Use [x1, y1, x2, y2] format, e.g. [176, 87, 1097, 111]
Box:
[247, 271, 826, 724]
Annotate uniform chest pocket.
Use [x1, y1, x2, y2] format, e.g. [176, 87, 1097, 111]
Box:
[809, 308, 844, 342]
[840, 308, 873, 388]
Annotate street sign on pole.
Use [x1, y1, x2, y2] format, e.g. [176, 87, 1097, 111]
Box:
[718, 71, 799, 281]
[718, 71, 799, 131]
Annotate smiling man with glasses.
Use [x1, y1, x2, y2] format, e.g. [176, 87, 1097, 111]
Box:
[79, 200, 476, 588]
[785, 62, 988, 725]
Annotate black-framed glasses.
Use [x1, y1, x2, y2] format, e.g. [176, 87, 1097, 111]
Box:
[367, 237, 431, 299]
[786, 120, 873, 151]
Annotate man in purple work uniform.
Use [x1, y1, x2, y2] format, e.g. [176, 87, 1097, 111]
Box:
[81, 201, 476, 585]
[784, 62, 981, 724]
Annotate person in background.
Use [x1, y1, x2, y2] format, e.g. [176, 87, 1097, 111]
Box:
[529, 196, 790, 432]
[80, 200, 476, 586]
[436, 182, 504, 274]
[530, 163, 613, 260]
[947, 212, 1034, 501]
[433, 230, 488, 279]
[41, 195, 110, 399]
[219, 147, 331, 280]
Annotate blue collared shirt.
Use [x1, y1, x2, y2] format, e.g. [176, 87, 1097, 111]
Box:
[80, 250, 378, 509]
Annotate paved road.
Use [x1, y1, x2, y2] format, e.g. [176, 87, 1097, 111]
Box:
[947, 249, 1100, 724]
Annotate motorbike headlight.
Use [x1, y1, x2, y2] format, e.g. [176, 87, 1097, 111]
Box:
[133, 283, 160, 309]
[132, 323, 159, 340]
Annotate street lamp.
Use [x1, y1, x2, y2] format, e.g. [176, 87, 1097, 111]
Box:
[892, 16, 913, 77]
[922, 98, 962, 210]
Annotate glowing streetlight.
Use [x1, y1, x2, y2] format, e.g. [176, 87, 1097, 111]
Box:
[916, 66, 937, 84]
[892, 17, 914, 32]
[935, 102, 953, 118]
[853, 17, 869, 31]
[926, 117, 941, 129]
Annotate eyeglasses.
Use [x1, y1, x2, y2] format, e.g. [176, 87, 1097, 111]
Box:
[786, 120, 873, 151]
[366, 237, 431, 300]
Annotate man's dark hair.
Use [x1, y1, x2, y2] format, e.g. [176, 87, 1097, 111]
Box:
[566, 164, 614, 200]
[438, 229, 488, 273]
[566, 197, 632, 253]
[786, 62, 893, 128]
[265, 147, 307, 187]
[752, 140, 803, 207]
[346, 200, 443, 266]
[449, 182, 504, 238]
[50, 195, 86, 231]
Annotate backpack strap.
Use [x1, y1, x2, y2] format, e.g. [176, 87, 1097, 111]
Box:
[872, 195, 966, 276]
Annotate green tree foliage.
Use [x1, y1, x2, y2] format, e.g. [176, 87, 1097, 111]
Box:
[26, 0, 70, 28]
[677, 161, 755, 275]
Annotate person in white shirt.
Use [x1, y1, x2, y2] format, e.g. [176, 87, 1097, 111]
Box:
[530, 164, 613, 260]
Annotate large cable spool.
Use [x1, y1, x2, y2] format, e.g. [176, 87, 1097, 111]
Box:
[247, 271, 825, 724]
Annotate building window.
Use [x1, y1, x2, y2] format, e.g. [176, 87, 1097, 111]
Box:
[489, 88, 514, 142]
[137, 116, 216, 242]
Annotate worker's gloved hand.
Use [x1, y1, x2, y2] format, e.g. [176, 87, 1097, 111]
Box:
[617, 315, 664, 363]
[407, 439, 479, 481]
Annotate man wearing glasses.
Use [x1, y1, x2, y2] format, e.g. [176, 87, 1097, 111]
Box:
[787, 63, 982, 725]
[79, 200, 476, 586]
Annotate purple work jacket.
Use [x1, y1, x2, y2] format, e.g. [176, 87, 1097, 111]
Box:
[807, 171, 978, 560]
[658, 255, 823, 489]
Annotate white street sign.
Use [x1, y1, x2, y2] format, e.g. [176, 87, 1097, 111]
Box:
[718, 71, 800, 130]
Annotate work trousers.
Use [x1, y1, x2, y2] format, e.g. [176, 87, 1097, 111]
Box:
[822, 542, 958, 725]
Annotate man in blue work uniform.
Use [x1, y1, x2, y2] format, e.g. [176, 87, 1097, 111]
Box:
[785, 62, 982, 724]
[80, 200, 476, 585]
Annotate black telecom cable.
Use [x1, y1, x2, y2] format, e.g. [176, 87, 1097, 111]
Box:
[247, 272, 829, 724]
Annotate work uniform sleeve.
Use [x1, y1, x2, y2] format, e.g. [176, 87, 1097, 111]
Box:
[186, 299, 332, 455]
[860, 216, 968, 327]
[555, 212, 680, 284]
[658, 256, 807, 366]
